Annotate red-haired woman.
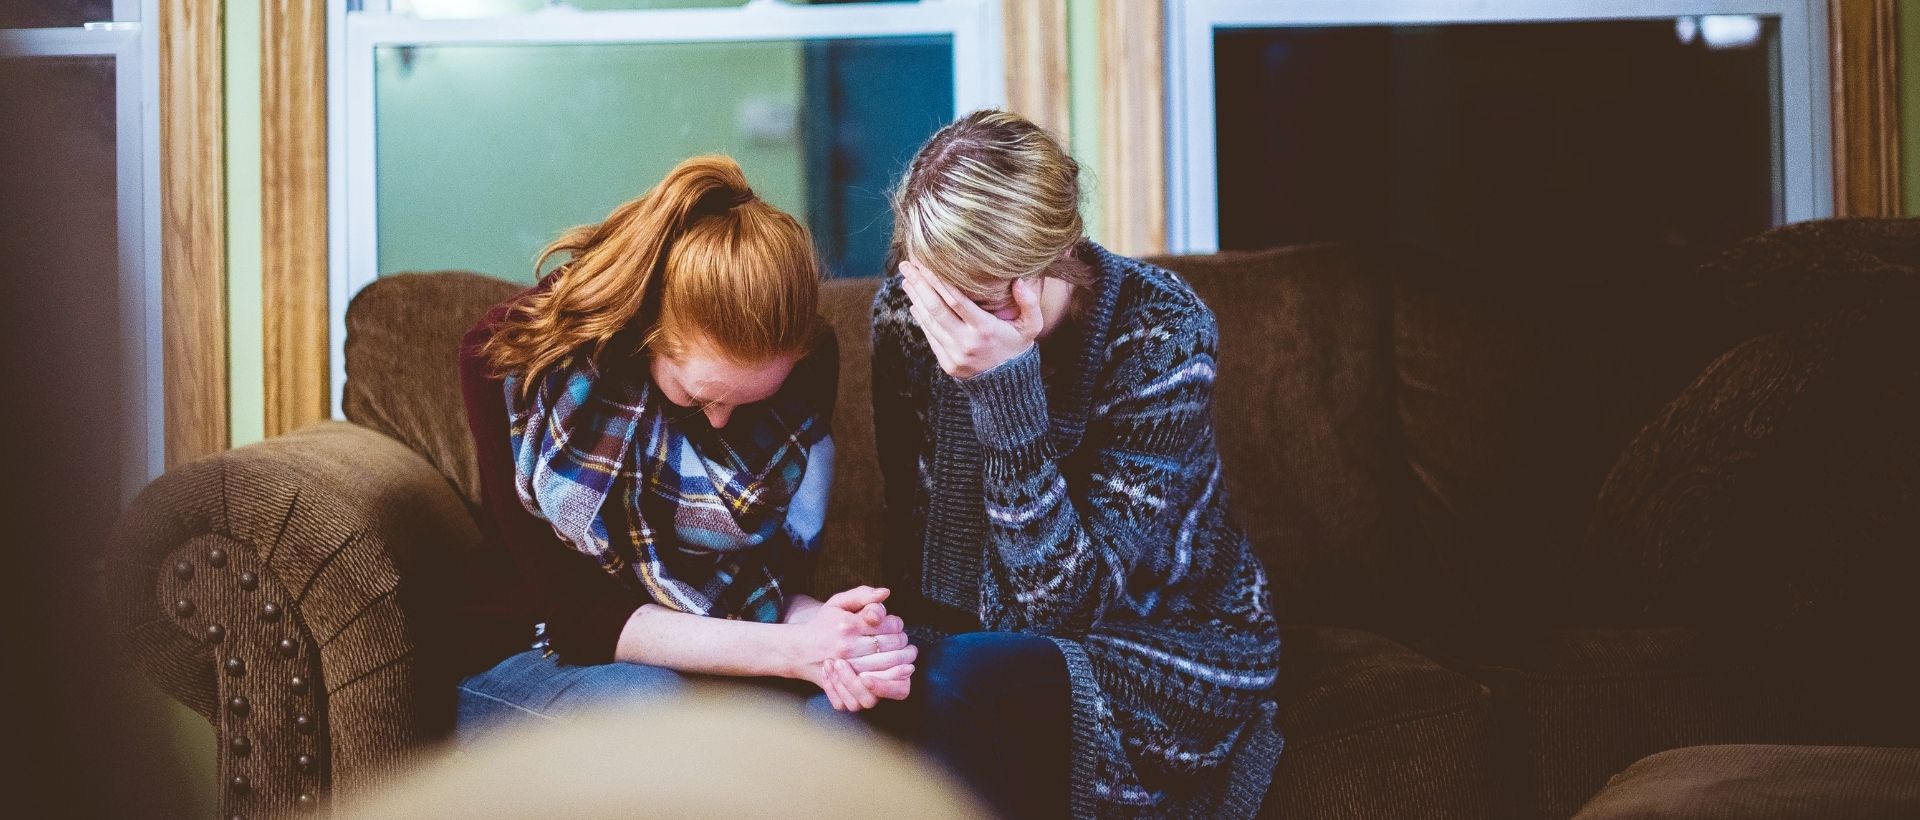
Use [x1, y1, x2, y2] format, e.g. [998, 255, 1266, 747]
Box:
[455, 156, 912, 740]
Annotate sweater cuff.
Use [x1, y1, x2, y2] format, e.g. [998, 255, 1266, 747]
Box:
[956, 345, 1050, 447]
[551, 598, 641, 666]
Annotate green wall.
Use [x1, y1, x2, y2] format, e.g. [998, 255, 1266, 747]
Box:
[1068, 0, 1103, 242]
[228, 0, 263, 447]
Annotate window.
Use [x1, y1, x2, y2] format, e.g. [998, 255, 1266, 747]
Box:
[330, 0, 1003, 413]
[1166, 0, 1831, 257]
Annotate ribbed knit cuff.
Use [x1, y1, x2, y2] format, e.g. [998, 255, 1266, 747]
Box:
[955, 345, 1050, 448]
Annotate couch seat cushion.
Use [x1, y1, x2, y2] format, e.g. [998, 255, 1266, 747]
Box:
[1466, 627, 1807, 819]
[1573, 745, 1920, 819]
[1262, 627, 1493, 819]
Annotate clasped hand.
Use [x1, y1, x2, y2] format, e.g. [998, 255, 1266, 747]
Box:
[793, 586, 916, 712]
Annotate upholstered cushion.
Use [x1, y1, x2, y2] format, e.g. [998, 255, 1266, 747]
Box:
[1579, 305, 1920, 633]
[1471, 628, 1806, 819]
[1693, 216, 1920, 337]
[1388, 250, 1736, 641]
[1573, 745, 1920, 820]
[343, 271, 521, 509]
[1150, 246, 1425, 631]
[815, 276, 886, 595]
[1262, 627, 1495, 819]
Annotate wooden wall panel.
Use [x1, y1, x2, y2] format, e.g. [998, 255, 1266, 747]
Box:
[1002, 0, 1072, 143]
[1098, 0, 1166, 255]
[160, 0, 228, 466]
[262, 0, 331, 436]
[1830, 0, 1903, 216]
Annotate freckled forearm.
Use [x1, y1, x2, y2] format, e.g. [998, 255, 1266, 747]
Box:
[614, 603, 802, 679]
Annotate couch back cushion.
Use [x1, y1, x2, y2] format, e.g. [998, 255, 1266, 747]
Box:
[1148, 246, 1427, 629]
[1386, 249, 1739, 639]
[343, 271, 521, 509]
[816, 277, 887, 594]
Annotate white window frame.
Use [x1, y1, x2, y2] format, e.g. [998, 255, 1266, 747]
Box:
[1, 0, 166, 494]
[328, 0, 1005, 416]
[1165, 0, 1833, 254]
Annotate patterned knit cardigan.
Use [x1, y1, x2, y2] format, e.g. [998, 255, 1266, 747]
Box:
[871, 242, 1284, 818]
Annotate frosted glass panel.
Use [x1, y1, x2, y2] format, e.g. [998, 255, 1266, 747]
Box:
[375, 36, 953, 282]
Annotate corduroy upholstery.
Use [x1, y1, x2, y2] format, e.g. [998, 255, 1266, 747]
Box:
[343, 271, 521, 509]
[1572, 745, 1920, 819]
[1261, 627, 1495, 819]
[108, 423, 479, 817]
[1470, 628, 1807, 818]
[109, 219, 1920, 817]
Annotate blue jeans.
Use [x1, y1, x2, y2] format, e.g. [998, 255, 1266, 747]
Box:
[869, 632, 1071, 820]
[459, 634, 1071, 818]
[455, 649, 837, 747]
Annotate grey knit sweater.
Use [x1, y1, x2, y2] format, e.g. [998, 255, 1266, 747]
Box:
[871, 242, 1284, 818]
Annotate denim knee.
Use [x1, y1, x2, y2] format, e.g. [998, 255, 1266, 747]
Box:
[917, 631, 1064, 713]
[456, 650, 690, 744]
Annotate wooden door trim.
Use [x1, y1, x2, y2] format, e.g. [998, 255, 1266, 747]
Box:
[1003, 0, 1072, 142]
[1830, 0, 1902, 217]
[261, 0, 331, 437]
[160, 0, 228, 467]
[1099, 0, 1166, 256]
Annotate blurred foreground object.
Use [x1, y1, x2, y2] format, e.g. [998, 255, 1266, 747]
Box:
[341, 688, 990, 819]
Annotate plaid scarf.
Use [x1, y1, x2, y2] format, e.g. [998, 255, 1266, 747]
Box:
[504, 350, 831, 623]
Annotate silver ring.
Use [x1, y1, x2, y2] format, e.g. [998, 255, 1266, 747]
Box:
[869, 635, 881, 655]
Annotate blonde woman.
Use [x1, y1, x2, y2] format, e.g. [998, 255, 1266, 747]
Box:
[870, 111, 1284, 818]
[456, 156, 915, 738]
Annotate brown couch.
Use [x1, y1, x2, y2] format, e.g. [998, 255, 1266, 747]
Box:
[110, 219, 1920, 818]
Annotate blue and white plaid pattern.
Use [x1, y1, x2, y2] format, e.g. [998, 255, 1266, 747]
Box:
[504, 351, 831, 623]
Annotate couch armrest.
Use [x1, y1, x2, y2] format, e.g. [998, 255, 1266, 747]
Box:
[106, 422, 483, 818]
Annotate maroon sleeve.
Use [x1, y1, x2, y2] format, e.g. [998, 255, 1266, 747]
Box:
[460, 299, 645, 666]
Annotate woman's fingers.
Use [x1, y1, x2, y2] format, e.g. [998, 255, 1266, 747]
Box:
[905, 284, 962, 342]
[845, 646, 918, 673]
[828, 661, 861, 711]
[902, 265, 969, 335]
[862, 663, 914, 680]
[858, 602, 885, 627]
[1009, 276, 1046, 336]
[841, 630, 909, 658]
[880, 614, 904, 634]
[908, 302, 961, 372]
[836, 660, 879, 710]
[819, 661, 845, 711]
[860, 674, 912, 701]
[822, 585, 888, 611]
[908, 260, 982, 324]
[922, 266, 1001, 329]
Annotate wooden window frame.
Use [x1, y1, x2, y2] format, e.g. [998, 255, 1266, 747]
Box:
[162, 0, 229, 465]
[263, 0, 330, 437]
[1830, 0, 1902, 216]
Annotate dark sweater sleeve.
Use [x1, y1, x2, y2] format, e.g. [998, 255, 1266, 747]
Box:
[956, 309, 1222, 637]
[869, 277, 926, 595]
[459, 303, 645, 665]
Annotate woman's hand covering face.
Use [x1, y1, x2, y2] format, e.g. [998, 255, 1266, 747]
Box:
[899, 260, 1044, 380]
